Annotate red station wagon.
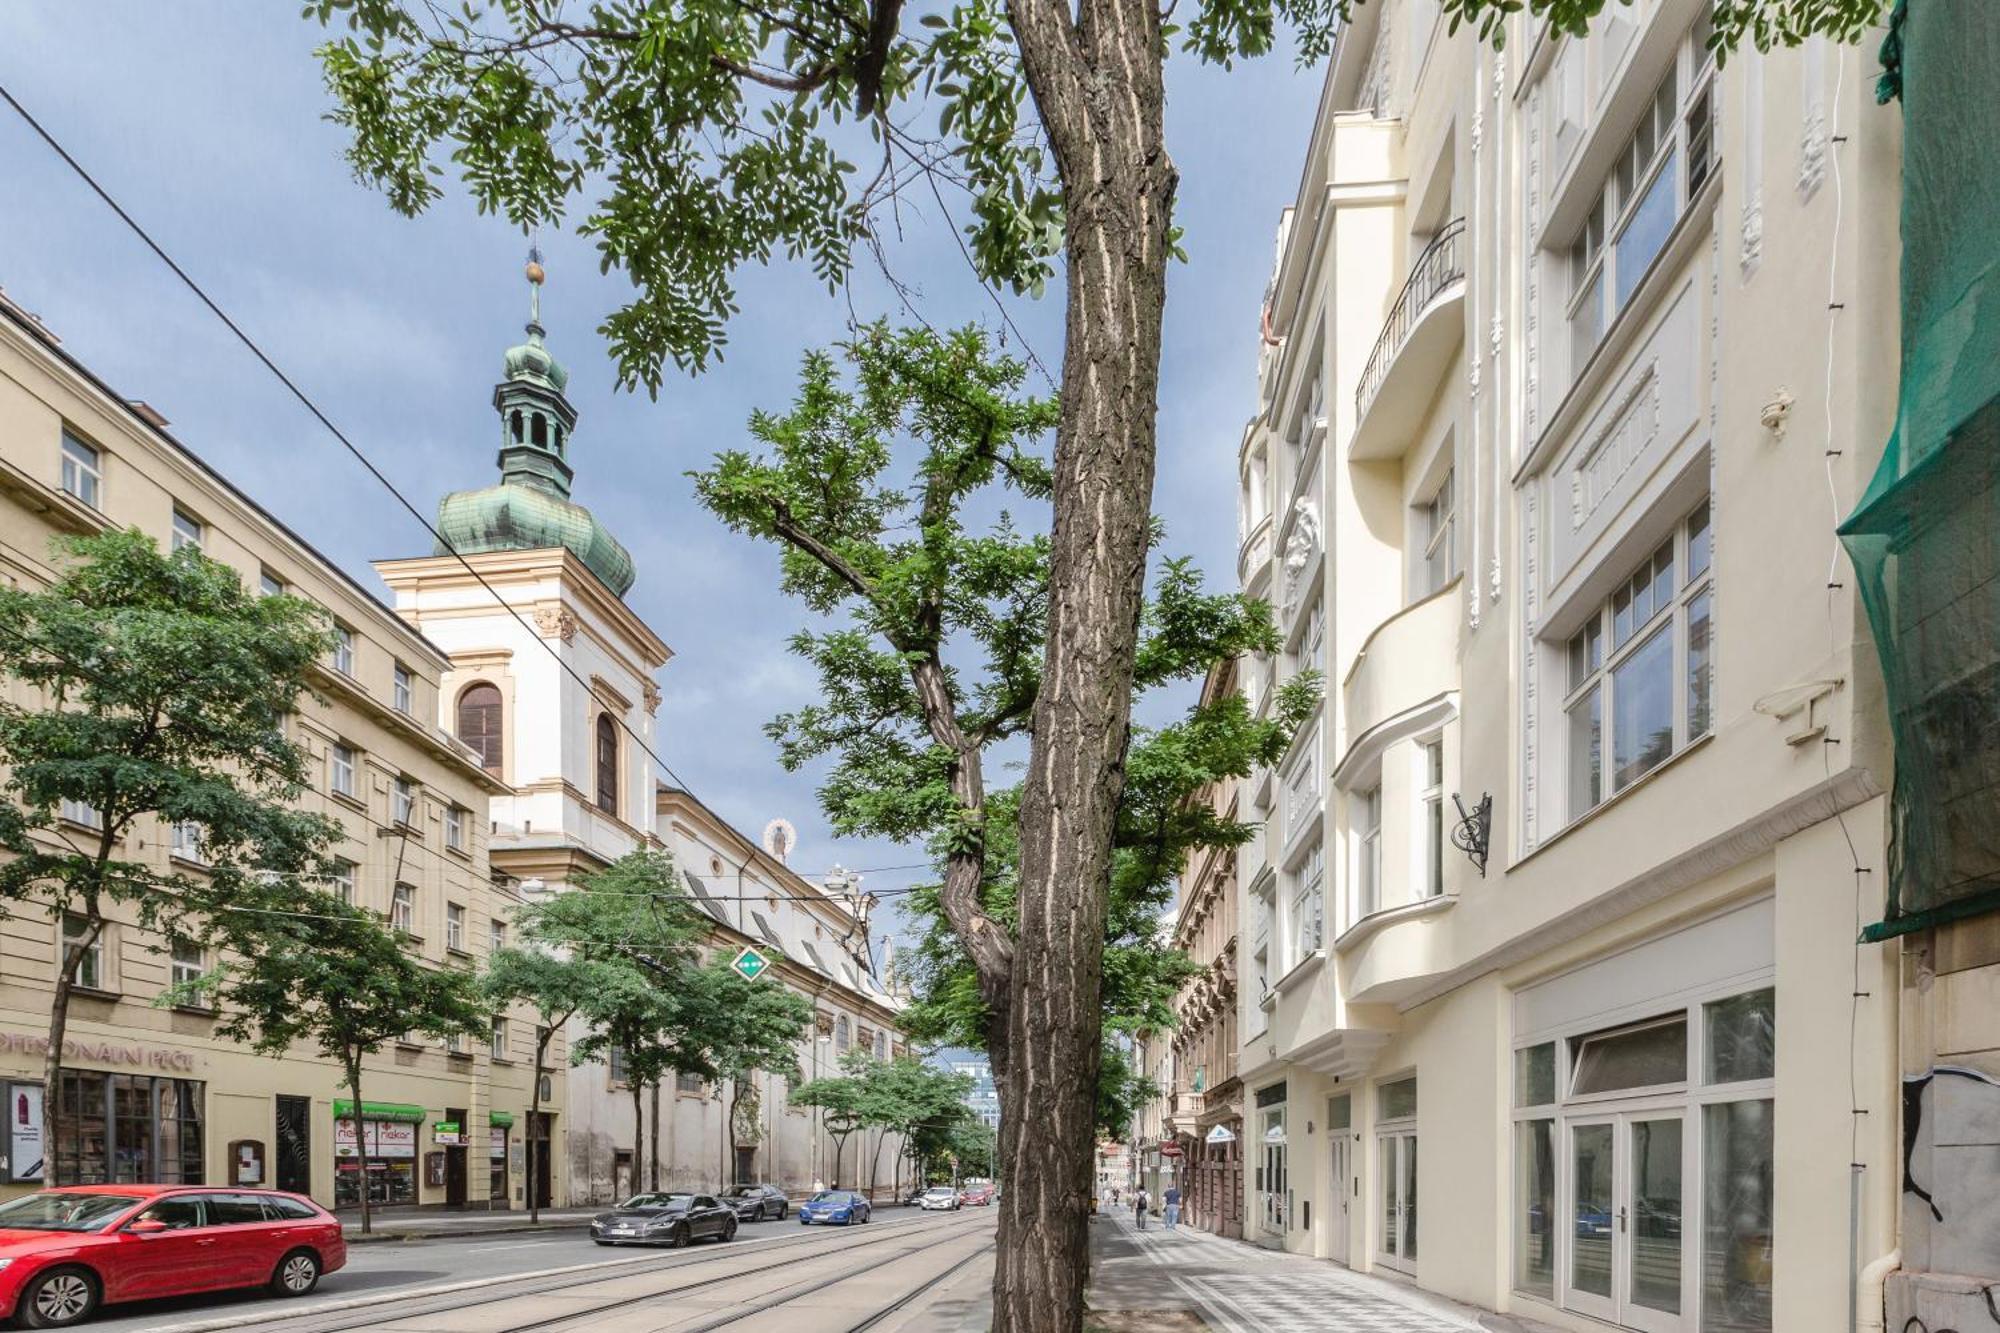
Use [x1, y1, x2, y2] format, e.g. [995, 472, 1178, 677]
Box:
[0, 1184, 346, 1328]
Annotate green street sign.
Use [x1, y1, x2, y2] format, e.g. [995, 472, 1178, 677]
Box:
[730, 946, 771, 981]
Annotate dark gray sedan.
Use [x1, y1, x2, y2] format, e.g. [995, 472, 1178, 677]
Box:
[723, 1183, 789, 1221]
[590, 1192, 738, 1247]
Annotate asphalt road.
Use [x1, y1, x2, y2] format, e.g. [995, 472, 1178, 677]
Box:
[83, 1207, 989, 1333]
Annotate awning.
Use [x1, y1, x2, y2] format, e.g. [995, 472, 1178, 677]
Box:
[488, 1111, 515, 1128]
[332, 1100, 426, 1122]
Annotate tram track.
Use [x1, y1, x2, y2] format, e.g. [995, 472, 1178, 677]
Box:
[289, 1209, 989, 1333]
[644, 1223, 995, 1333]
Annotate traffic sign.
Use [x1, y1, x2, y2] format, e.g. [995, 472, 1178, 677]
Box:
[730, 946, 771, 981]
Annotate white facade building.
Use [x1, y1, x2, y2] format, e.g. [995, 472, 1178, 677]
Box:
[377, 262, 906, 1205]
[1236, 5, 1902, 1331]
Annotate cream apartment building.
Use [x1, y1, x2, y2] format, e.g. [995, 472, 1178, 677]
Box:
[0, 287, 557, 1212]
[374, 264, 907, 1204]
[1235, 4, 1902, 1330]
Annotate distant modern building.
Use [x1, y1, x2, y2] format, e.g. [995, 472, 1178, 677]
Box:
[936, 1049, 1001, 1129]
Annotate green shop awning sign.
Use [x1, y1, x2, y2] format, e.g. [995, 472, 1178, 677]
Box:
[332, 1100, 426, 1123]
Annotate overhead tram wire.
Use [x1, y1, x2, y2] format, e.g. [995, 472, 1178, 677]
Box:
[0, 79, 826, 862]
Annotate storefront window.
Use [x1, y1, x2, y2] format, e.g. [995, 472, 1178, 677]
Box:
[334, 1115, 419, 1206]
[1569, 1014, 1687, 1095]
[490, 1126, 509, 1204]
[1515, 1119, 1556, 1296]
[1703, 1099, 1773, 1331]
[1705, 988, 1775, 1084]
[51, 1074, 203, 1186]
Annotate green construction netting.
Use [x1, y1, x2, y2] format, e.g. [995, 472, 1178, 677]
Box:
[1839, 0, 2000, 935]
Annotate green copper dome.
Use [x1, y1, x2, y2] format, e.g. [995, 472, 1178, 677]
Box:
[433, 255, 635, 597]
[436, 483, 635, 595]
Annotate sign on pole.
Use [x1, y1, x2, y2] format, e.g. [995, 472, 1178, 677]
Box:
[730, 946, 771, 981]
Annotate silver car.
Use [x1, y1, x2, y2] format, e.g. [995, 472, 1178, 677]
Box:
[919, 1186, 961, 1211]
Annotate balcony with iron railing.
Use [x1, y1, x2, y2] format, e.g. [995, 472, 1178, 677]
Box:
[1350, 218, 1467, 461]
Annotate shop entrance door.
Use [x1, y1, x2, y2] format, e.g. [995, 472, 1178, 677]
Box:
[275, 1096, 310, 1195]
[531, 1113, 553, 1209]
[444, 1107, 468, 1208]
[1376, 1131, 1417, 1272]
[1567, 1112, 1685, 1333]
[1326, 1095, 1352, 1265]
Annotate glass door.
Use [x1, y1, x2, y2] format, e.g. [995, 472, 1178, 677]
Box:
[1377, 1132, 1417, 1271]
[1567, 1112, 1686, 1332]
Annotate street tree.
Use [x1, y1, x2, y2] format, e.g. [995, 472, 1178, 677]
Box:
[791, 1052, 871, 1188]
[525, 850, 707, 1193]
[658, 960, 816, 1185]
[182, 889, 489, 1233]
[0, 529, 339, 1183]
[852, 1055, 974, 1197]
[303, 1, 1877, 1320]
[483, 931, 631, 1222]
[691, 323, 1310, 1308]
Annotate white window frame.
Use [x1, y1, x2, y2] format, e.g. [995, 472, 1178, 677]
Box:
[1564, 26, 1719, 373]
[390, 883, 415, 935]
[392, 662, 413, 715]
[393, 777, 416, 828]
[1420, 468, 1459, 596]
[490, 1016, 509, 1060]
[170, 938, 205, 989]
[1376, 1076, 1420, 1273]
[489, 917, 507, 955]
[62, 914, 105, 991]
[329, 743, 357, 799]
[1290, 843, 1325, 965]
[1354, 785, 1383, 922]
[170, 508, 204, 553]
[170, 820, 206, 864]
[60, 433, 102, 509]
[1561, 499, 1712, 823]
[59, 798, 104, 831]
[446, 902, 466, 954]
[329, 858, 357, 905]
[331, 625, 356, 677]
[1510, 977, 1774, 1328]
[258, 569, 285, 598]
[445, 805, 465, 851]
[1419, 739, 1445, 899]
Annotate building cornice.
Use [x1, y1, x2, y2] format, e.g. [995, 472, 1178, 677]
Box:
[373, 547, 673, 669]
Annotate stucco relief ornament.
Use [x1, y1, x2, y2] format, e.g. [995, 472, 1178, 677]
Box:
[731, 1081, 763, 1147]
[1740, 194, 1765, 277]
[1798, 105, 1828, 199]
[1281, 498, 1321, 616]
[1490, 555, 1503, 604]
[532, 606, 577, 642]
[642, 680, 663, 715]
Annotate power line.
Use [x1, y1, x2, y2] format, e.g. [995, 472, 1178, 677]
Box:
[0, 79, 859, 892]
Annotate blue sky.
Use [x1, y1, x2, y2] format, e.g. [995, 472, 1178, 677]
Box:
[0, 4, 1321, 946]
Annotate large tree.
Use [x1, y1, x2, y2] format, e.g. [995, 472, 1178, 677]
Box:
[184, 889, 489, 1234]
[304, 0, 1878, 1320]
[0, 529, 339, 1186]
[691, 324, 1309, 1309]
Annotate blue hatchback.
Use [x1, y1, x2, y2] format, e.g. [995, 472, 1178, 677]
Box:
[798, 1190, 871, 1226]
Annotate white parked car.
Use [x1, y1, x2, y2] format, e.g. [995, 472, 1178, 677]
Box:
[919, 1186, 961, 1211]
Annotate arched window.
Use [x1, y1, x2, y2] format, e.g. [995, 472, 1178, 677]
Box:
[874, 1031, 886, 1061]
[456, 682, 503, 775]
[510, 409, 524, 443]
[595, 713, 618, 815]
[834, 1016, 850, 1055]
[531, 413, 548, 447]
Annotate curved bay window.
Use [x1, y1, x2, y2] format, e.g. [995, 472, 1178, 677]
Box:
[457, 683, 504, 776]
[595, 714, 619, 816]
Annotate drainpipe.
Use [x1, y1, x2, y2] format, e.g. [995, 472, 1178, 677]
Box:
[1855, 1247, 1899, 1333]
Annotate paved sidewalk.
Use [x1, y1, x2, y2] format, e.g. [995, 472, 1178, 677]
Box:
[1091, 1211, 1500, 1332]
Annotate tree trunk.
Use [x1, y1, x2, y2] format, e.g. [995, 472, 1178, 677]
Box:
[726, 1078, 737, 1184]
[650, 1080, 662, 1191]
[630, 1082, 644, 1197]
[992, 0, 1177, 1324]
[347, 1057, 373, 1235]
[43, 886, 108, 1188]
[529, 1030, 551, 1224]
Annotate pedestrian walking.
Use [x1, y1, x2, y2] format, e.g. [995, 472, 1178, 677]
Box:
[1164, 1182, 1181, 1230]
[1134, 1186, 1149, 1230]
